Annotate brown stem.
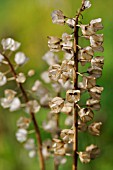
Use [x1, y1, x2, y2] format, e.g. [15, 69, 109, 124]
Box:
[2, 52, 45, 170]
[73, 1, 85, 170]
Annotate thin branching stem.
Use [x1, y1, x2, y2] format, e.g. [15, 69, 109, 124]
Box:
[73, 1, 85, 170]
[1, 52, 45, 170]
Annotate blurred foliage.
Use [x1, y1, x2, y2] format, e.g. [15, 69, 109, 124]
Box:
[0, 0, 113, 170]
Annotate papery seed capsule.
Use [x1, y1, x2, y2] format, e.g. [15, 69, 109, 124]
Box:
[16, 73, 26, 83]
[61, 102, 73, 113]
[25, 100, 40, 114]
[49, 64, 61, 82]
[78, 151, 91, 163]
[80, 24, 95, 36]
[90, 18, 103, 32]
[86, 144, 100, 159]
[51, 10, 65, 25]
[66, 18, 75, 29]
[49, 97, 64, 113]
[88, 122, 102, 136]
[78, 108, 94, 122]
[17, 117, 31, 129]
[86, 98, 100, 110]
[66, 90, 80, 103]
[0, 72, 7, 86]
[87, 66, 102, 78]
[78, 119, 88, 132]
[48, 36, 61, 52]
[89, 86, 104, 99]
[80, 76, 96, 90]
[91, 56, 104, 68]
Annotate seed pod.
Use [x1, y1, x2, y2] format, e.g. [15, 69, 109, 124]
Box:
[16, 72, 26, 83]
[78, 119, 88, 132]
[78, 46, 94, 66]
[48, 36, 61, 52]
[86, 98, 100, 110]
[66, 18, 75, 28]
[66, 90, 80, 103]
[89, 86, 104, 100]
[0, 72, 7, 86]
[78, 108, 94, 123]
[51, 10, 65, 25]
[49, 64, 61, 82]
[78, 151, 91, 163]
[61, 102, 73, 113]
[87, 66, 102, 78]
[80, 24, 95, 36]
[88, 122, 102, 136]
[90, 18, 103, 32]
[86, 144, 100, 159]
[60, 129, 74, 143]
[79, 76, 96, 90]
[91, 56, 104, 68]
[49, 97, 64, 113]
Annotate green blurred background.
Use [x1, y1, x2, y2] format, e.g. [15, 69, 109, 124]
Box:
[0, 0, 113, 170]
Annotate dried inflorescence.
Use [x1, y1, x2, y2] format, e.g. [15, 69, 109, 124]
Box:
[46, 0, 104, 168]
[0, 0, 104, 170]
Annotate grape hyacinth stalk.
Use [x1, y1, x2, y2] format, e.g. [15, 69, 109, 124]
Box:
[0, 0, 104, 170]
[49, 0, 104, 170]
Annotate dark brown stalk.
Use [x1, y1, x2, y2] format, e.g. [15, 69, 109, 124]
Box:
[73, 1, 85, 170]
[2, 53, 45, 170]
